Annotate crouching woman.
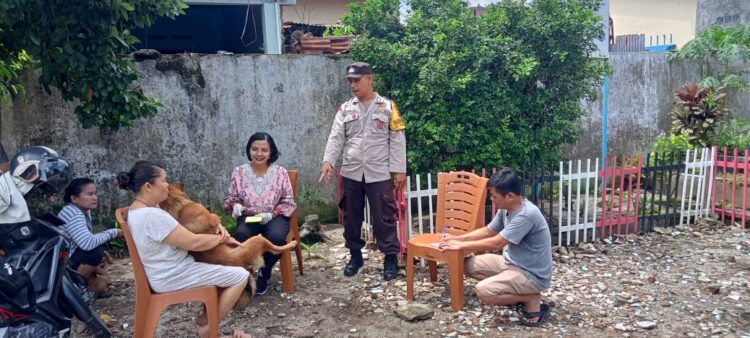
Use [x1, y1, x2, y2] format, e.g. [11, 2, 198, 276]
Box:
[58, 178, 122, 298]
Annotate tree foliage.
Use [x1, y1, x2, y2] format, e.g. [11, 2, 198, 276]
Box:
[671, 24, 750, 91]
[343, 0, 608, 173]
[0, 0, 187, 130]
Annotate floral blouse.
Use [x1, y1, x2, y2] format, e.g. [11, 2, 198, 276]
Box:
[223, 164, 296, 218]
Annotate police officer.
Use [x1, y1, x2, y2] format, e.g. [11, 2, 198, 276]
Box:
[319, 61, 406, 281]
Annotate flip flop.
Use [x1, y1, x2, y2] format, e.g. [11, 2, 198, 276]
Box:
[518, 303, 550, 327]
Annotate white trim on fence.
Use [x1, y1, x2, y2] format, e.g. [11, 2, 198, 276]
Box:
[405, 173, 438, 239]
[364, 173, 440, 242]
[679, 147, 715, 225]
[558, 158, 599, 246]
[362, 198, 374, 243]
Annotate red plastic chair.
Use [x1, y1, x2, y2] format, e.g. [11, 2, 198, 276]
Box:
[279, 170, 304, 293]
[406, 172, 488, 311]
[115, 207, 219, 338]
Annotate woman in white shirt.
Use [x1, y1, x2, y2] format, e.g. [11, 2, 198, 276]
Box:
[117, 160, 251, 338]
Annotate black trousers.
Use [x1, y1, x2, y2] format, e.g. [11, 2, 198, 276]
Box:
[340, 177, 400, 255]
[232, 215, 290, 278]
[69, 245, 105, 270]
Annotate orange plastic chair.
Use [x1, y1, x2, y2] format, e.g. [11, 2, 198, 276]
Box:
[279, 170, 304, 293]
[406, 171, 488, 311]
[115, 207, 220, 338]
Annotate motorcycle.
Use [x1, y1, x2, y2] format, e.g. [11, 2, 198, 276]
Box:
[0, 212, 112, 338]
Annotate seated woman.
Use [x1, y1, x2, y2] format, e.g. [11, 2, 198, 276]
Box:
[118, 160, 251, 338]
[224, 132, 296, 295]
[58, 178, 122, 298]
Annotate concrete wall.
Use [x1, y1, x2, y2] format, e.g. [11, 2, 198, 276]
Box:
[0, 54, 351, 220]
[3, 52, 749, 220]
[570, 52, 750, 160]
[696, 0, 750, 33]
[610, 0, 697, 47]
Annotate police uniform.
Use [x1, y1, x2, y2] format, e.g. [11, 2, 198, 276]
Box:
[322, 67, 406, 256]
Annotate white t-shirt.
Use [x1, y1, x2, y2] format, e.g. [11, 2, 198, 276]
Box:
[127, 207, 194, 285]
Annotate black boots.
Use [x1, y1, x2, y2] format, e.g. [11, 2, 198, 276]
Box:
[344, 250, 399, 281]
[383, 254, 398, 281]
[344, 250, 364, 276]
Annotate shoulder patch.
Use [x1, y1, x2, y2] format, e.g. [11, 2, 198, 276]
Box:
[389, 102, 405, 131]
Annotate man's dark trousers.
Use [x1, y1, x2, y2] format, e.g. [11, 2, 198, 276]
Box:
[340, 176, 400, 255]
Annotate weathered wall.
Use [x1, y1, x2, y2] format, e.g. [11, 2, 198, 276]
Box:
[696, 0, 750, 33]
[569, 52, 750, 160]
[3, 52, 750, 221]
[0, 54, 351, 221]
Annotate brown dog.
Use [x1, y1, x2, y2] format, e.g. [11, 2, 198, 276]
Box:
[160, 184, 296, 308]
[159, 184, 297, 270]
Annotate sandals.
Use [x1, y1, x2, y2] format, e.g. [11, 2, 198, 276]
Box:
[518, 303, 550, 327]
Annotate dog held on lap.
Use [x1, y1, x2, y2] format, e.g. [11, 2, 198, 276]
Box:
[160, 184, 296, 306]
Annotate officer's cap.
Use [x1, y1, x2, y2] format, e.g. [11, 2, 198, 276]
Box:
[346, 62, 372, 79]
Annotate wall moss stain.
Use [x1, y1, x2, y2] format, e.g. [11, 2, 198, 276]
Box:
[154, 54, 206, 93]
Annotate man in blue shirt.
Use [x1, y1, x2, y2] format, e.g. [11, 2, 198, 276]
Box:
[440, 168, 552, 326]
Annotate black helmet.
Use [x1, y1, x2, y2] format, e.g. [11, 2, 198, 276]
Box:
[9, 146, 71, 194]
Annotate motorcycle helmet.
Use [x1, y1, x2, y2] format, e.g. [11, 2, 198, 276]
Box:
[9, 146, 71, 194]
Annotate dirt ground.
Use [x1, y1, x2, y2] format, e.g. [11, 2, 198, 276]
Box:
[72, 221, 750, 338]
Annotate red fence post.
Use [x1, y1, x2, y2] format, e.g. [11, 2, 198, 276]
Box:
[394, 186, 407, 259]
[721, 148, 728, 224]
[617, 156, 626, 235]
[636, 155, 643, 233]
[336, 167, 343, 224]
[734, 148, 741, 225]
[491, 167, 497, 216]
[712, 146, 719, 219]
[743, 149, 749, 227]
[597, 156, 610, 238]
[712, 147, 750, 228]
[596, 154, 643, 237]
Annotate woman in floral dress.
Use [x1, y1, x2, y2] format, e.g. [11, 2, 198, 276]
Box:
[224, 132, 296, 295]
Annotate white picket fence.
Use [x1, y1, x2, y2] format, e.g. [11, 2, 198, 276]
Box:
[557, 159, 599, 246]
[357, 147, 719, 247]
[405, 173, 437, 239]
[679, 147, 715, 225]
[360, 173, 437, 244]
[362, 198, 375, 243]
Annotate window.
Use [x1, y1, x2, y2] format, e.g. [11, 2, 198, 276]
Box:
[132, 5, 264, 54]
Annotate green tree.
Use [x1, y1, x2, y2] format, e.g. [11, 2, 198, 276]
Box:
[0, 0, 187, 130]
[343, 0, 608, 173]
[671, 24, 750, 91]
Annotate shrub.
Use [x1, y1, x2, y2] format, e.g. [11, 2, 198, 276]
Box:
[670, 84, 727, 147]
[712, 117, 750, 150]
[652, 132, 692, 154]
